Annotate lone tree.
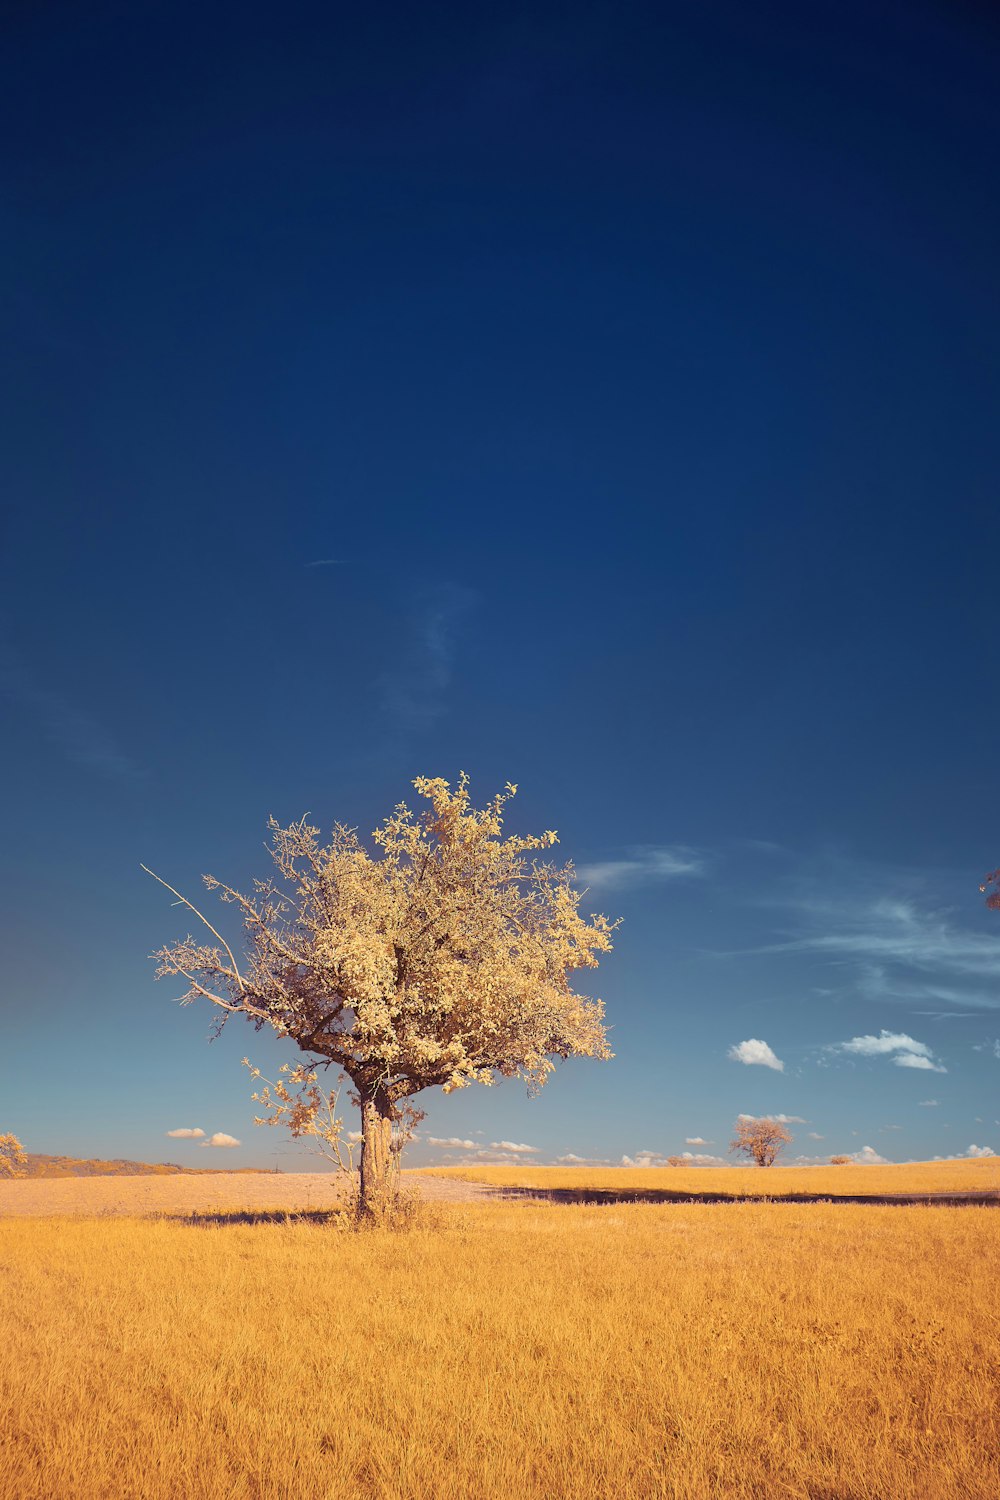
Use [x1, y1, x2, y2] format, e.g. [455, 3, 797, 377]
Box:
[0, 1134, 27, 1178]
[729, 1117, 792, 1168]
[147, 775, 617, 1218]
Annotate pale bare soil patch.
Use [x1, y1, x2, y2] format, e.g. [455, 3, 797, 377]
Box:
[0, 1170, 495, 1219]
[0, 1171, 350, 1218]
[0, 1200, 996, 1499]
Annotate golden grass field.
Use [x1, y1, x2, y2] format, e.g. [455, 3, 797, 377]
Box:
[0, 1163, 998, 1499]
[421, 1154, 1000, 1201]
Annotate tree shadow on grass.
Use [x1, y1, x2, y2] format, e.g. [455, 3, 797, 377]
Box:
[174, 1208, 343, 1227]
[490, 1186, 1000, 1208]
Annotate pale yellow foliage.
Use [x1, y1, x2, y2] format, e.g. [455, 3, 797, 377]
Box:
[0, 1199, 997, 1498]
[149, 776, 616, 1215]
[0, 1132, 27, 1179]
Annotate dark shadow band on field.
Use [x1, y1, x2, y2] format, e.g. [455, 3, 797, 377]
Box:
[488, 1187, 1000, 1208]
[174, 1209, 342, 1227]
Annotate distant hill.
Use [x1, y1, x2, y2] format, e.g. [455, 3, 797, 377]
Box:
[22, 1154, 280, 1178]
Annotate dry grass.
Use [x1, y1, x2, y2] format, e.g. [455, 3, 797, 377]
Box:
[421, 1154, 1000, 1201]
[0, 1170, 351, 1219]
[1, 1191, 997, 1498]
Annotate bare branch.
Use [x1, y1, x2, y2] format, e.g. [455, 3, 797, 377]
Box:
[141, 865, 247, 993]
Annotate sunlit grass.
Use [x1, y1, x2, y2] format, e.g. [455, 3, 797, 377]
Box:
[421, 1154, 1000, 1200]
[1, 1196, 998, 1498]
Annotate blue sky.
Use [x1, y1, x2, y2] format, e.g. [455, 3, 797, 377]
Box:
[2, 0, 999, 1171]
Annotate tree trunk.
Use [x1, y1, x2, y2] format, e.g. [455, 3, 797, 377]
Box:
[358, 1085, 396, 1220]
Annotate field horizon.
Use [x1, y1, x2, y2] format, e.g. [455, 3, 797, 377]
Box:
[421, 1154, 1000, 1203]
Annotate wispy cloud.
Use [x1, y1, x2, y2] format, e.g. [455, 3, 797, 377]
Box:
[489, 1140, 538, 1154]
[427, 1137, 477, 1149]
[165, 1127, 204, 1139]
[377, 584, 477, 732]
[0, 645, 145, 782]
[728, 1038, 784, 1071]
[919, 1099, 939, 1107]
[305, 558, 344, 567]
[830, 1030, 947, 1073]
[685, 1136, 711, 1145]
[746, 870, 1000, 1011]
[577, 846, 706, 891]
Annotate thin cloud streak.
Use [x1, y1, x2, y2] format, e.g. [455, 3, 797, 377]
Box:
[577, 846, 706, 891]
[377, 583, 477, 732]
[737, 864, 1000, 1012]
[0, 646, 145, 782]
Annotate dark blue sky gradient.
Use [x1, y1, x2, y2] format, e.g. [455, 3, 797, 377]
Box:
[2, 1, 999, 1169]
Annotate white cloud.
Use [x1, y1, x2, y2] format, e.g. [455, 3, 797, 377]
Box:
[728, 1038, 784, 1071]
[621, 1152, 664, 1168]
[807, 1132, 824, 1140]
[489, 1141, 539, 1154]
[427, 1137, 476, 1149]
[894, 1053, 947, 1072]
[577, 846, 705, 890]
[838, 1030, 930, 1057]
[737, 1112, 804, 1124]
[165, 1127, 205, 1139]
[966, 1144, 995, 1158]
[202, 1133, 241, 1148]
[919, 1100, 939, 1107]
[554, 1153, 588, 1164]
[852, 1145, 889, 1164]
[347, 1131, 363, 1143]
[685, 1137, 711, 1145]
[832, 1030, 946, 1073]
[680, 1151, 728, 1166]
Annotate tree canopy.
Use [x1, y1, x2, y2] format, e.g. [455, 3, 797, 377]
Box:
[728, 1117, 792, 1168]
[148, 775, 617, 1216]
[0, 1134, 27, 1179]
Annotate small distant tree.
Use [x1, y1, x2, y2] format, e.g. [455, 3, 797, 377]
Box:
[0, 1133, 27, 1178]
[729, 1117, 792, 1168]
[147, 775, 617, 1220]
[666, 1155, 684, 1167]
[830, 1155, 851, 1165]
